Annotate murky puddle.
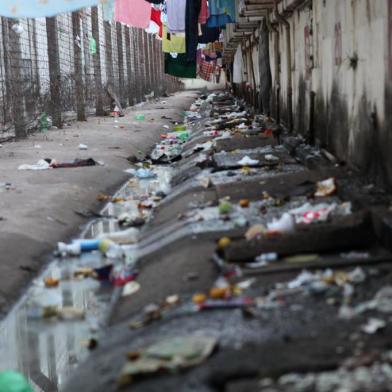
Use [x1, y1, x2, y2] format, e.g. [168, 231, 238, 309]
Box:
[0, 165, 173, 391]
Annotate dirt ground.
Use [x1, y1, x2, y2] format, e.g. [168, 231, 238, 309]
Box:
[0, 91, 199, 315]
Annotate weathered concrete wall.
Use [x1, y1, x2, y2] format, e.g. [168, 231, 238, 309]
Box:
[268, 0, 392, 189]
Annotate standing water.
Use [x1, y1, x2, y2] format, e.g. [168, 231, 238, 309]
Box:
[0, 165, 173, 391]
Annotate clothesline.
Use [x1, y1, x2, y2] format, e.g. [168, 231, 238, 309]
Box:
[3, 0, 235, 80]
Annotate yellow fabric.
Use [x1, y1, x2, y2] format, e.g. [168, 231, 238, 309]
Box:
[162, 25, 186, 54]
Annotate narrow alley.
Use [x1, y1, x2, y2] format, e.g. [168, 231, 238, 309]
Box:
[0, 1, 390, 392]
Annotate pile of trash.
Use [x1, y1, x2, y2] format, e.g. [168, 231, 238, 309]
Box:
[260, 355, 392, 392]
[52, 91, 392, 392]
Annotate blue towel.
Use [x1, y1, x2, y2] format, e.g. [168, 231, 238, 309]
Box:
[0, 0, 101, 18]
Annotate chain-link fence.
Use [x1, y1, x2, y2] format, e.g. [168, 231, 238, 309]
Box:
[0, 6, 183, 140]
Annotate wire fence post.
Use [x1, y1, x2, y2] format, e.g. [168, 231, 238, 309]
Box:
[91, 6, 104, 116]
[154, 38, 160, 96]
[149, 35, 156, 96]
[72, 11, 86, 121]
[135, 28, 143, 102]
[46, 17, 62, 128]
[104, 21, 114, 93]
[147, 34, 153, 94]
[5, 18, 27, 138]
[124, 26, 134, 106]
[143, 31, 150, 93]
[116, 22, 126, 107]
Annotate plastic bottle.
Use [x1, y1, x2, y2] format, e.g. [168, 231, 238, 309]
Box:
[98, 239, 124, 259]
[97, 228, 139, 244]
[58, 239, 101, 255]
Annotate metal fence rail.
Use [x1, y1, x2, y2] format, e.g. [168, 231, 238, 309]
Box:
[0, 6, 182, 139]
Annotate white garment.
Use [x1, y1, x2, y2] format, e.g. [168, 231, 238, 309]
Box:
[233, 45, 244, 84]
[18, 159, 51, 171]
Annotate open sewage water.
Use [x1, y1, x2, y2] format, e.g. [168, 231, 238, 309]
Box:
[0, 166, 173, 391]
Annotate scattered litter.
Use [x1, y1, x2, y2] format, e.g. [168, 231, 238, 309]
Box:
[355, 286, 392, 314]
[217, 237, 231, 250]
[270, 360, 392, 391]
[198, 176, 211, 188]
[239, 199, 249, 208]
[287, 270, 316, 289]
[264, 154, 279, 163]
[184, 272, 199, 281]
[118, 336, 217, 386]
[58, 306, 85, 321]
[110, 266, 138, 287]
[19, 157, 101, 171]
[81, 338, 98, 351]
[122, 281, 141, 297]
[341, 251, 369, 259]
[51, 158, 102, 169]
[236, 278, 256, 290]
[267, 213, 295, 234]
[18, 159, 51, 171]
[198, 297, 254, 310]
[134, 168, 156, 179]
[245, 224, 266, 241]
[0, 183, 14, 192]
[252, 252, 278, 267]
[289, 202, 351, 224]
[282, 254, 319, 264]
[44, 277, 60, 288]
[79, 143, 88, 150]
[315, 177, 336, 197]
[98, 227, 139, 245]
[237, 156, 259, 166]
[218, 200, 232, 214]
[361, 318, 386, 334]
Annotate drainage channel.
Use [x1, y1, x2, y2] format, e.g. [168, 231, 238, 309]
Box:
[0, 165, 173, 391]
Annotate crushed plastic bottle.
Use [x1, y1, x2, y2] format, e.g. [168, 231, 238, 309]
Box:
[98, 227, 139, 245]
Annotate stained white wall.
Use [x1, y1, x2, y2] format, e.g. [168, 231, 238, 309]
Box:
[267, 0, 392, 186]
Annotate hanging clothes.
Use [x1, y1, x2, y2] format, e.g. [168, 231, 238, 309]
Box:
[166, 0, 187, 32]
[148, 7, 163, 37]
[165, 53, 196, 78]
[145, 0, 164, 3]
[233, 45, 244, 84]
[0, 0, 101, 17]
[198, 24, 220, 44]
[102, 0, 115, 21]
[198, 59, 215, 81]
[198, 0, 209, 24]
[115, 0, 151, 29]
[207, 0, 235, 28]
[162, 25, 186, 53]
[211, 41, 224, 51]
[216, 0, 236, 18]
[185, 0, 202, 62]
